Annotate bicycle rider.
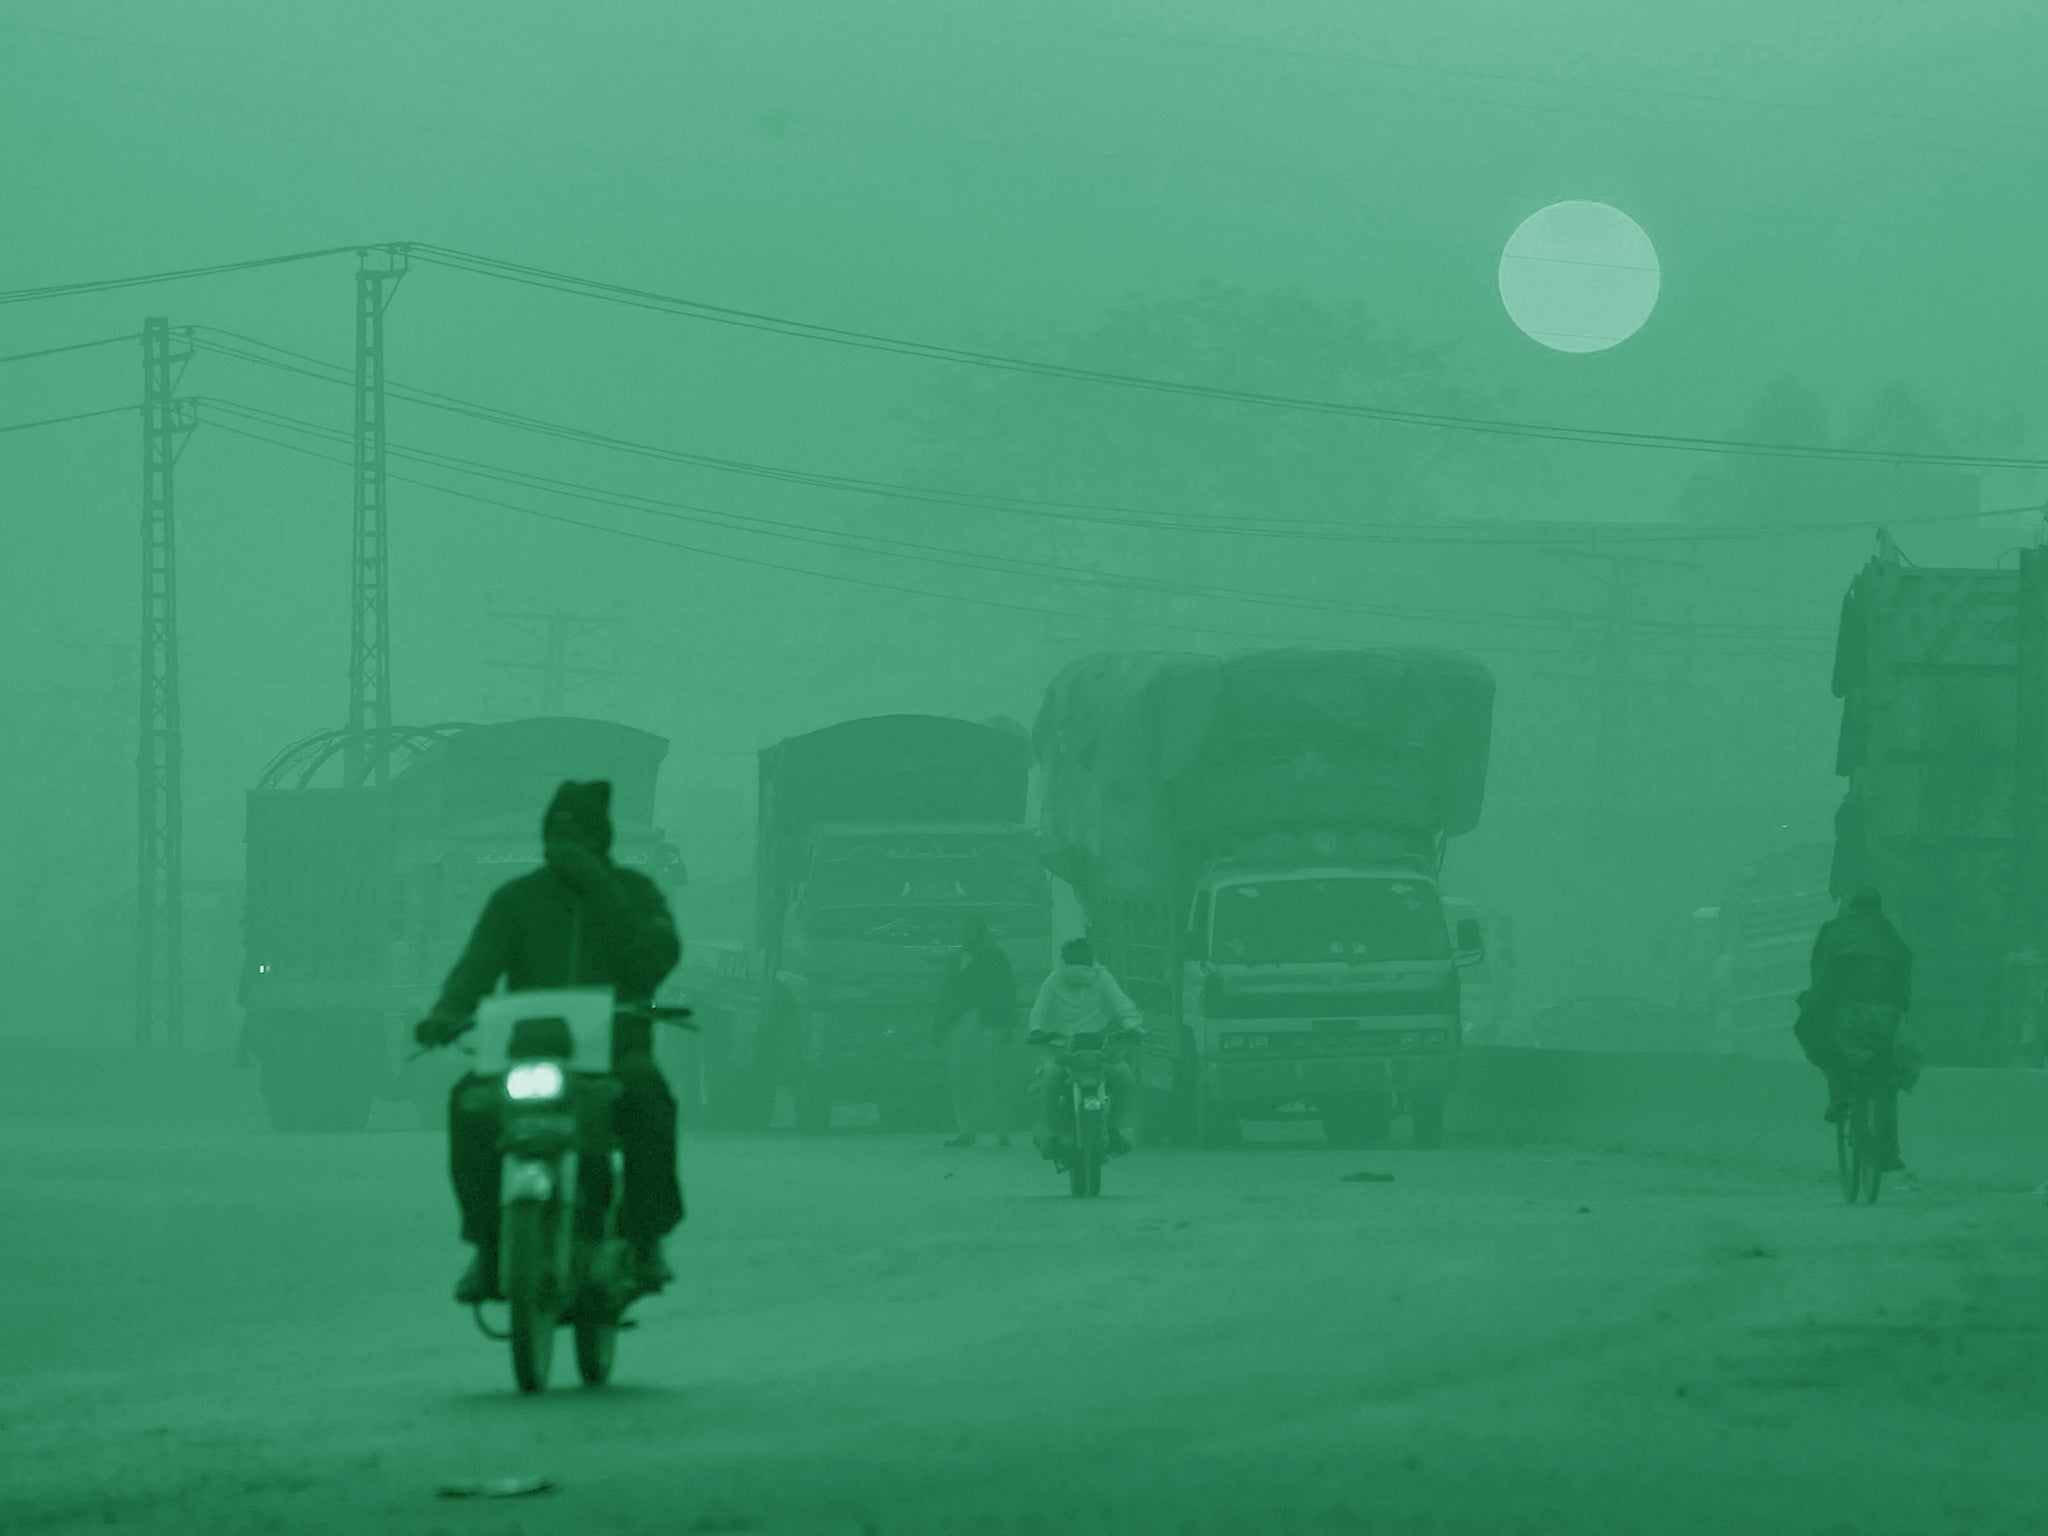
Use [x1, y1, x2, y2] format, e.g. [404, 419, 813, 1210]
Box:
[1796, 886, 1913, 1172]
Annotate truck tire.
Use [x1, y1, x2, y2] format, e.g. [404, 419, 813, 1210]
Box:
[1138, 1084, 1179, 1147]
[660, 1031, 709, 1131]
[259, 1057, 311, 1132]
[711, 1063, 775, 1131]
[1194, 1089, 1241, 1150]
[1322, 1091, 1394, 1150]
[792, 1073, 832, 1134]
[259, 1032, 374, 1134]
[1410, 1086, 1448, 1149]
[702, 1013, 775, 1131]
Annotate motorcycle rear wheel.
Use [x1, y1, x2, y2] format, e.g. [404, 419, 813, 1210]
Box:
[505, 1203, 558, 1394]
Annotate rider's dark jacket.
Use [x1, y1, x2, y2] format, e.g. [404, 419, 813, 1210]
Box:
[1810, 909, 1912, 1011]
[431, 863, 680, 1056]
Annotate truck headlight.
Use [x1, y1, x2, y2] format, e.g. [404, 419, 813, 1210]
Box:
[506, 1062, 566, 1101]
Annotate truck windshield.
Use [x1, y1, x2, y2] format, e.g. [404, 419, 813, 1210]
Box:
[1212, 877, 1449, 965]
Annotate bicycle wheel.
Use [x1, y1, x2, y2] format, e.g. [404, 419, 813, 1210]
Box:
[1836, 1111, 1856, 1203]
[1850, 1094, 1883, 1205]
[1860, 1094, 1887, 1204]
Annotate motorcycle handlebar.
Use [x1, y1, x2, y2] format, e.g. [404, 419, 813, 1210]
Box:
[1027, 1025, 1143, 1047]
[408, 1001, 699, 1060]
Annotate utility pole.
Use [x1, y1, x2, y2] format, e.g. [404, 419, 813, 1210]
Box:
[2014, 545, 2048, 1062]
[347, 247, 407, 787]
[1590, 552, 1642, 820]
[488, 606, 619, 716]
[137, 318, 195, 1046]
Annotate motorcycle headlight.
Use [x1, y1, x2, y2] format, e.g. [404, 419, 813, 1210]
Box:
[506, 1061, 567, 1101]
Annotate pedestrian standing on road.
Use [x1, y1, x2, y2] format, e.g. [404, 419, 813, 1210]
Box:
[934, 916, 1019, 1148]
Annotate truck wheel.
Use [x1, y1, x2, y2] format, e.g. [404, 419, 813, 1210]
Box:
[259, 1059, 311, 1132]
[792, 1074, 832, 1134]
[1138, 1085, 1179, 1146]
[704, 1036, 775, 1131]
[260, 1044, 373, 1133]
[1410, 1087, 1448, 1149]
[410, 1078, 452, 1131]
[878, 1087, 946, 1132]
[716, 1067, 776, 1131]
[1323, 1092, 1393, 1150]
[1194, 1090, 1241, 1150]
[661, 1033, 709, 1131]
[300, 1078, 375, 1133]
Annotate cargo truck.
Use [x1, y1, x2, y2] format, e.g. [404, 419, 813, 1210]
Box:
[1035, 649, 1493, 1148]
[684, 715, 1051, 1131]
[241, 718, 686, 1131]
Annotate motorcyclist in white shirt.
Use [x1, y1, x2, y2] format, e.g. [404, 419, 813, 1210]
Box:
[1027, 937, 1144, 1158]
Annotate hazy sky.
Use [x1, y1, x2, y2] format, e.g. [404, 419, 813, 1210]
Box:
[4, 0, 2043, 1019]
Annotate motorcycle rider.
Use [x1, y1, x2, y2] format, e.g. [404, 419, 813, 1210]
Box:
[1027, 937, 1144, 1159]
[1797, 885, 1914, 1171]
[414, 781, 685, 1303]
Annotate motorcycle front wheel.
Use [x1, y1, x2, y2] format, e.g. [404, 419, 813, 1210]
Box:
[504, 1202, 559, 1393]
[1072, 1106, 1105, 1198]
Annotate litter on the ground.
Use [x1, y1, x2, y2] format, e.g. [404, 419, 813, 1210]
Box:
[435, 1476, 556, 1499]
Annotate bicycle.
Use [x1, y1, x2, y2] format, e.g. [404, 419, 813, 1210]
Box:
[1833, 1028, 1903, 1206]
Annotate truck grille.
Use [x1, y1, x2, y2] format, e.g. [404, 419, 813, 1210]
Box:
[1205, 985, 1455, 1020]
[1218, 1027, 1455, 1056]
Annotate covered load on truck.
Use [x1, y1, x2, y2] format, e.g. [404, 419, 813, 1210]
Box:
[1038, 648, 1492, 894]
[1035, 648, 1494, 1149]
[243, 718, 686, 1132]
[756, 714, 1035, 957]
[687, 714, 1050, 1131]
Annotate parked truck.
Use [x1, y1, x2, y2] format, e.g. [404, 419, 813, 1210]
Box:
[1035, 649, 1493, 1148]
[1829, 543, 2048, 1067]
[241, 718, 686, 1131]
[684, 715, 1051, 1132]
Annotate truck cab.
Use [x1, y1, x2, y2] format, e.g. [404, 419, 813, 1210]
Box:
[1162, 863, 1479, 1147]
[772, 821, 1048, 1126]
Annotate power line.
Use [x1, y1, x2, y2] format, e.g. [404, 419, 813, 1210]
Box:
[196, 411, 1373, 650]
[0, 244, 366, 307]
[11, 240, 2041, 470]
[0, 333, 138, 366]
[206, 410, 1818, 662]
[0, 405, 137, 436]
[185, 326, 2032, 548]
[195, 395, 1836, 652]
[411, 243, 2048, 472]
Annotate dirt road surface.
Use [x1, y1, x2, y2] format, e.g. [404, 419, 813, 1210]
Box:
[3, 1081, 2042, 1536]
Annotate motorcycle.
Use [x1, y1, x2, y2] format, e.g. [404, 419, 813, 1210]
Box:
[1030, 1027, 1139, 1198]
[424, 987, 695, 1393]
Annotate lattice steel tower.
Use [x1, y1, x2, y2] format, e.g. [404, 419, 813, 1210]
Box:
[137, 318, 194, 1045]
[346, 247, 407, 786]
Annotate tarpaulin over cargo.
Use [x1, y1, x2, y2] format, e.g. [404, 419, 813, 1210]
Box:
[1034, 649, 1493, 898]
[754, 716, 1033, 940]
[391, 718, 669, 839]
